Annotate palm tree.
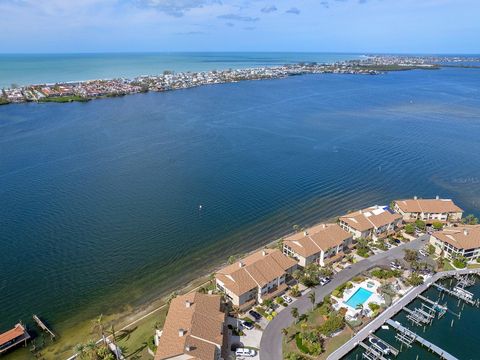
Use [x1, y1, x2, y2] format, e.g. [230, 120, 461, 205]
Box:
[290, 307, 299, 322]
[308, 291, 316, 309]
[107, 325, 121, 360]
[92, 314, 107, 346]
[167, 291, 178, 304]
[85, 340, 97, 359]
[74, 343, 87, 359]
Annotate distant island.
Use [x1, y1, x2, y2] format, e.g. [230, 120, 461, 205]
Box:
[1, 55, 478, 106]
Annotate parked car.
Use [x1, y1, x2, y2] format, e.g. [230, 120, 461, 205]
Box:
[390, 261, 402, 270]
[394, 239, 401, 244]
[235, 348, 257, 357]
[282, 294, 293, 303]
[319, 277, 331, 286]
[248, 310, 262, 321]
[240, 320, 254, 330]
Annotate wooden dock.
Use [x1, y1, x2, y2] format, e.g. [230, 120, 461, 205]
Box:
[33, 315, 56, 339]
[386, 319, 458, 360]
[433, 283, 479, 306]
[326, 268, 480, 360]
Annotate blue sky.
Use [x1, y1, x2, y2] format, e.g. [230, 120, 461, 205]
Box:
[0, 0, 478, 54]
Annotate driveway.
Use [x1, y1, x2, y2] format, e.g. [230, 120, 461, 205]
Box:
[227, 316, 263, 360]
[259, 235, 428, 360]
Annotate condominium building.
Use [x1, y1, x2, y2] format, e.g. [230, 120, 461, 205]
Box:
[155, 292, 226, 360]
[429, 225, 480, 261]
[393, 196, 463, 224]
[215, 249, 297, 310]
[338, 206, 402, 240]
[282, 223, 353, 267]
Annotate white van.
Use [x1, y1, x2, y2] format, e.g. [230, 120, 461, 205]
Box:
[235, 348, 256, 357]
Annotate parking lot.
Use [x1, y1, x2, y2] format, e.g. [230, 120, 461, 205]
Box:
[227, 316, 261, 359]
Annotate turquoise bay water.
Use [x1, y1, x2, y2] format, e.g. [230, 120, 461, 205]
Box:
[1, 65, 480, 350]
[0, 52, 359, 88]
[345, 288, 373, 308]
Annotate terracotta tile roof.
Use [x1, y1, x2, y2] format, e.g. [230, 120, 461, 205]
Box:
[394, 198, 463, 214]
[155, 292, 225, 360]
[215, 249, 297, 297]
[283, 223, 351, 258]
[432, 225, 480, 250]
[0, 324, 27, 347]
[339, 206, 402, 232]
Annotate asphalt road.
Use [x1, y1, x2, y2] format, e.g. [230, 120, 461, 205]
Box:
[259, 235, 429, 360]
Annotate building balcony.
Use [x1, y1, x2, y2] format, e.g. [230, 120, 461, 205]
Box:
[260, 283, 288, 302]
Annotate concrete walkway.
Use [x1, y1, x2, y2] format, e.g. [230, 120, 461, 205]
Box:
[259, 235, 428, 360]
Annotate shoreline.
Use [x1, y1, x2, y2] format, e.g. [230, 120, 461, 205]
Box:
[8, 207, 339, 360]
[0, 55, 449, 106]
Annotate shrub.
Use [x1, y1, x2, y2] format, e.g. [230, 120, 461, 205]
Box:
[432, 221, 443, 230]
[352, 275, 365, 283]
[290, 285, 301, 297]
[285, 352, 308, 360]
[415, 219, 426, 230]
[368, 302, 380, 312]
[318, 302, 331, 316]
[295, 332, 322, 356]
[405, 223, 415, 234]
[407, 273, 424, 286]
[318, 313, 345, 336]
[357, 247, 370, 258]
[452, 256, 467, 269]
[332, 282, 352, 298]
[371, 269, 401, 279]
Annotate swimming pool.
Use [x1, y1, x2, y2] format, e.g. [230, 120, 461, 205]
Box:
[345, 287, 373, 308]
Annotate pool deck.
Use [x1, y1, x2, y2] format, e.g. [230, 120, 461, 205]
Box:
[326, 268, 480, 360]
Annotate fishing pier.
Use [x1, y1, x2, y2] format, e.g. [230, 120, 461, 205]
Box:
[33, 315, 56, 339]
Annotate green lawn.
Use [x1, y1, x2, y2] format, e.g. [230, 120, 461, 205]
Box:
[281, 302, 354, 359]
[317, 332, 352, 360]
[117, 306, 169, 359]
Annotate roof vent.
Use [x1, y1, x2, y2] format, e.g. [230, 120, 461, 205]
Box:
[262, 250, 267, 256]
[303, 231, 308, 236]
[239, 262, 245, 268]
[436, 195, 440, 200]
[179, 329, 186, 337]
[322, 224, 326, 229]
[414, 195, 417, 200]
[464, 229, 469, 236]
[185, 345, 192, 352]
[185, 300, 192, 308]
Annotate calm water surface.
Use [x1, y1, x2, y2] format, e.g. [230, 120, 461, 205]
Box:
[343, 278, 480, 360]
[0, 52, 359, 88]
[1, 67, 480, 346]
